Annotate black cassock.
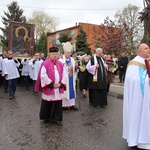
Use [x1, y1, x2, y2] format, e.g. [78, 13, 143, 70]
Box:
[83, 56, 107, 107]
[39, 100, 62, 121]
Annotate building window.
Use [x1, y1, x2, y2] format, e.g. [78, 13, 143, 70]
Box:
[50, 36, 53, 42]
[56, 33, 61, 44]
[70, 30, 74, 38]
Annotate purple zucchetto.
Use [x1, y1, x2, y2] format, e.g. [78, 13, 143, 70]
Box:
[49, 46, 59, 53]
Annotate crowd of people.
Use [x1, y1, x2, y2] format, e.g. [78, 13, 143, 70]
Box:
[1, 42, 150, 149]
[0, 43, 129, 125]
[0, 51, 45, 98]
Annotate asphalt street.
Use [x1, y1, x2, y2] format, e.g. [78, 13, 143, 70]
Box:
[0, 77, 138, 150]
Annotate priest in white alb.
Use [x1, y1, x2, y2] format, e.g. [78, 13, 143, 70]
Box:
[123, 43, 150, 149]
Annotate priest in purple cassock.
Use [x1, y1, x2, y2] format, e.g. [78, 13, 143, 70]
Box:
[34, 46, 67, 126]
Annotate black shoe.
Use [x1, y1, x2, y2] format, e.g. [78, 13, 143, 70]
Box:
[63, 107, 69, 110]
[5, 89, 8, 93]
[70, 106, 79, 111]
[96, 106, 101, 109]
[10, 96, 13, 99]
[83, 94, 86, 98]
[44, 119, 49, 123]
[55, 121, 63, 126]
[101, 105, 106, 108]
[33, 91, 36, 94]
[33, 92, 39, 96]
[26, 87, 30, 91]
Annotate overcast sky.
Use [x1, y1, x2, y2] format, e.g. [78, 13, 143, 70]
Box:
[0, 0, 144, 32]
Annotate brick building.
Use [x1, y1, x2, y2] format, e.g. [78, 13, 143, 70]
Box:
[46, 22, 122, 55]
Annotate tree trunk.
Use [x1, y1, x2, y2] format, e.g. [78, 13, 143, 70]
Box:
[141, 5, 150, 47]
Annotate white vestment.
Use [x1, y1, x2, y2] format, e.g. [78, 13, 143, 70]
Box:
[5, 59, 20, 80]
[0, 57, 2, 71]
[29, 59, 43, 80]
[59, 56, 77, 107]
[40, 65, 67, 101]
[0, 57, 7, 76]
[123, 56, 150, 148]
[21, 59, 30, 76]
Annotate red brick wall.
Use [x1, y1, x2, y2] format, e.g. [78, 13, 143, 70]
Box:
[46, 22, 122, 55]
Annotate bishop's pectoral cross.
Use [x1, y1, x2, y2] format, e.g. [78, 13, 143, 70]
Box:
[67, 64, 73, 76]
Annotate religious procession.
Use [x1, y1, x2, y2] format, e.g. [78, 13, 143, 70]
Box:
[1, 0, 150, 148]
[1, 39, 150, 150]
[0, 41, 126, 126]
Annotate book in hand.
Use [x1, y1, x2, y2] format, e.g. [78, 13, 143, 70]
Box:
[145, 59, 150, 78]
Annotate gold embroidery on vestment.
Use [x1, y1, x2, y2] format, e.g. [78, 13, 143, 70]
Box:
[127, 61, 146, 69]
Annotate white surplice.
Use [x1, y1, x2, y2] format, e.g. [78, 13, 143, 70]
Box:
[5, 59, 20, 80]
[0, 57, 7, 77]
[123, 55, 150, 148]
[21, 59, 30, 76]
[29, 59, 43, 80]
[40, 65, 67, 101]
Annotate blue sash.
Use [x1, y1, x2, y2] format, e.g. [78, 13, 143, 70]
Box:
[139, 66, 147, 96]
[66, 59, 75, 99]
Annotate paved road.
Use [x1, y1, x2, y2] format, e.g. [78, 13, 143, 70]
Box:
[110, 75, 124, 98]
[0, 80, 137, 150]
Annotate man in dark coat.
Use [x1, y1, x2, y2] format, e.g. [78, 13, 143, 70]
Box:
[86, 48, 107, 108]
[118, 52, 128, 83]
